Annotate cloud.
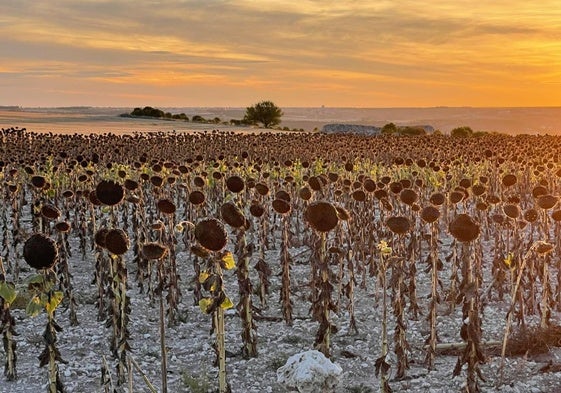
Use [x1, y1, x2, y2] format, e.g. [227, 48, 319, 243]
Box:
[3, 1, 561, 106]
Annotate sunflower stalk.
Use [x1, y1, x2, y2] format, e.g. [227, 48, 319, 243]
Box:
[539, 254, 552, 329]
[341, 216, 358, 335]
[424, 223, 440, 370]
[490, 228, 507, 301]
[279, 213, 293, 325]
[94, 249, 109, 321]
[255, 255, 271, 308]
[0, 258, 18, 381]
[157, 264, 168, 393]
[45, 311, 64, 393]
[445, 240, 460, 313]
[235, 229, 257, 358]
[555, 223, 561, 311]
[29, 271, 66, 393]
[255, 214, 271, 308]
[108, 254, 130, 385]
[406, 234, 421, 319]
[55, 233, 78, 326]
[391, 240, 409, 380]
[216, 295, 228, 393]
[375, 242, 392, 393]
[164, 219, 181, 326]
[312, 232, 336, 358]
[202, 256, 232, 393]
[132, 201, 149, 295]
[452, 242, 484, 393]
[193, 217, 232, 393]
[499, 241, 553, 385]
[100, 355, 114, 393]
[129, 355, 158, 393]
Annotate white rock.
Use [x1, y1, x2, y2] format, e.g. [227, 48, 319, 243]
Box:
[276, 350, 342, 393]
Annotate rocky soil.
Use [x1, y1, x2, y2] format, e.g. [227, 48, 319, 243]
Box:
[3, 227, 561, 393]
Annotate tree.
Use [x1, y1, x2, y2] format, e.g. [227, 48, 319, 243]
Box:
[451, 126, 474, 137]
[381, 122, 397, 134]
[243, 101, 283, 128]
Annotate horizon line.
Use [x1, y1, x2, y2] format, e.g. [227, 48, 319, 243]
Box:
[4, 105, 561, 110]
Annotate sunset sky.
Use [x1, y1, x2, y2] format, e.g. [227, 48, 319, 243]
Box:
[2, 1, 561, 108]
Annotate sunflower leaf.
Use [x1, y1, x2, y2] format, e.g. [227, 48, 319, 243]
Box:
[26, 295, 44, 317]
[45, 291, 64, 314]
[221, 251, 236, 270]
[0, 281, 17, 305]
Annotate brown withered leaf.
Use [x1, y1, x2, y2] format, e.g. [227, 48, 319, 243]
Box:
[341, 349, 358, 358]
[453, 357, 462, 377]
[374, 355, 391, 377]
[254, 259, 272, 275]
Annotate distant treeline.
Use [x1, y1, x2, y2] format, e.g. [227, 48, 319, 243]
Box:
[122, 107, 498, 136]
[381, 123, 504, 137]
[381, 123, 430, 136]
[120, 106, 251, 125]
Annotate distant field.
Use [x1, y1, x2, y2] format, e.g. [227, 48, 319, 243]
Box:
[2, 106, 561, 134]
[0, 108, 247, 134]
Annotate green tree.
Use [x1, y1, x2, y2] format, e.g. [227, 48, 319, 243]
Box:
[451, 126, 474, 137]
[243, 101, 283, 128]
[130, 106, 164, 118]
[381, 122, 397, 134]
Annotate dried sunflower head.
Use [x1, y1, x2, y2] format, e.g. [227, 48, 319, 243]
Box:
[142, 242, 168, 260]
[30, 175, 46, 189]
[194, 218, 228, 251]
[189, 190, 205, 205]
[221, 202, 246, 228]
[41, 204, 61, 220]
[95, 180, 124, 206]
[420, 206, 440, 223]
[104, 229, 130, 255]
[157, 198, 176, 215]
[386, 216, 411, 235]
[449, 214, 480, 243]
[23, 234, 58, 270]
[534, 241, 554, 255]
[54, 221, 71, 233]
[226, 175, 244, 193]
[272, 199, 291, 215]
[305, 201, 339, 232]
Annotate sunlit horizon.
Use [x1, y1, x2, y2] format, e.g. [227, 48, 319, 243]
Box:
[3, 1, 561, 108]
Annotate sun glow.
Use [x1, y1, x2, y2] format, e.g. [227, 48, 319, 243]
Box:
[2, 1, 561, 107]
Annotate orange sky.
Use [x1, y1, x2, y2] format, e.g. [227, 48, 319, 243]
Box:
[2, 1, 561, 108]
